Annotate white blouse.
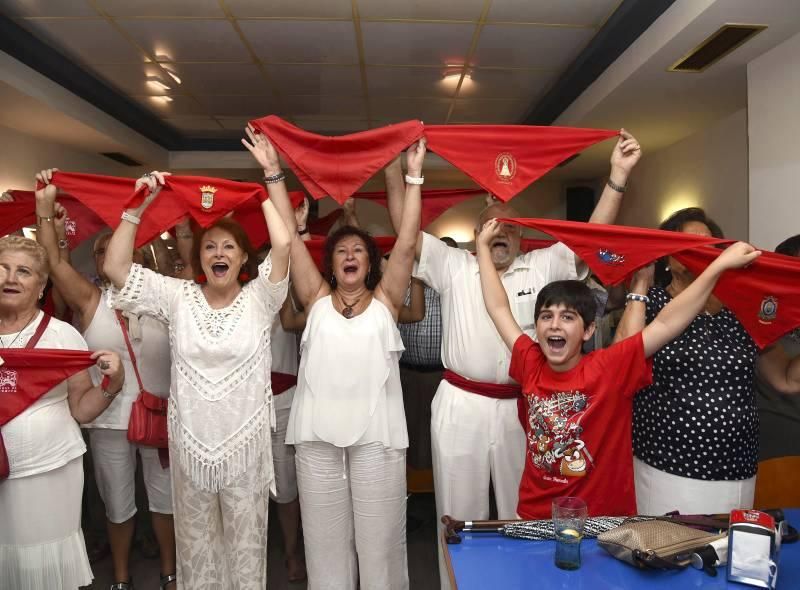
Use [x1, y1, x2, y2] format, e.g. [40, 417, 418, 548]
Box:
[1, 311, 88, 479]
[82, 290, 170, 429]
[286, 296, 408, 450]
[109, 254, 288, 492]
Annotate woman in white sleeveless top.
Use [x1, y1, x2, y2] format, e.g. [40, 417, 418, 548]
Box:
[103, 171, 290, 590]
[34, 170, 176, 590]
[244, 126, 424, 590]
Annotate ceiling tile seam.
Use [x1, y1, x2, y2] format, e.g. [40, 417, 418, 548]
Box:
[85, 0, 216, 120]
[445, 0, 493, 124]
[597, 0, 627, 30]
[350, 0, 373, 127]
[208, 116, 227, 130]
[217, 0, 286, 119]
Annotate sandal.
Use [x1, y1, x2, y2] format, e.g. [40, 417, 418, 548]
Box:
[160, 573, 177, 589]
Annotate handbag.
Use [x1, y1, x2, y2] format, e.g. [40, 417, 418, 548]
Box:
[597, 518, 727, 570]
[117, 311, 169, 449]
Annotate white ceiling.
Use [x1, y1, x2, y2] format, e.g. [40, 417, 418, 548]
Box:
[1, 0, 621, 136]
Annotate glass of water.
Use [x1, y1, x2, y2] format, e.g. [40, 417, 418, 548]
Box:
[552, 496, 588, 570]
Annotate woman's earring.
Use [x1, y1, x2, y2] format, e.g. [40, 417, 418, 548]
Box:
[664, 265, 670, 272]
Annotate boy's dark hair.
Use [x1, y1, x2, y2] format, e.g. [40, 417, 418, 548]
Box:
[775, 234, 800, 258]
[323, 225, 384, 290]
[534, 280, 597, 328]
[655, 207, 725, 287]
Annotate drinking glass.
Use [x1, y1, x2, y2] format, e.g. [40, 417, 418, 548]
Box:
[552, 496, 588, 570]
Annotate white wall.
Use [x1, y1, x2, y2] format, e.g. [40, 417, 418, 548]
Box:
[614, 108, 749, 240]
[748, 30, 800, 251]
[0, 124, 145, 191]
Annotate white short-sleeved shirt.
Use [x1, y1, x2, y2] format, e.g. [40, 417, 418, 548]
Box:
[415, 232, 586, 384]
[82, 290, 170, 429]
[2, 311, 89, 478]
[286, 296, 408, 450]
[109, 254, 288, 492]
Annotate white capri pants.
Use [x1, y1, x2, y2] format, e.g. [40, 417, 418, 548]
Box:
[89, 428, 173, 523]
[295, 441, 408, 590]
[634, 457, 756, 515]
[431, 381, 526, 589]
[270, 406, 298, 504]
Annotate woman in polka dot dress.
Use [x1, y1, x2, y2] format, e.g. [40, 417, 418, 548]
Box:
[615, 207, 800, 515]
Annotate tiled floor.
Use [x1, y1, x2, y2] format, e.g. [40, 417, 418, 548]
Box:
[87, 493, 440, 589]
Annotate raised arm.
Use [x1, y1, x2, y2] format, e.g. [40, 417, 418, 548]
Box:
[34, 169, 100, 330]
[385, 154, 424, 261]
[103, 171, 168, 289]
[476, 219, 523, 350]
[642, 243, 761, 357]
[376, 139, 425, 317]
[67, 350, 124, 424]
[757, 343, 800, 395]
[588, 129, 641, 225]
[612, 264, 654, 344]
[279, 290, 307, 333]
[242, 125, 326, 309]
[398, 277, 426, 324]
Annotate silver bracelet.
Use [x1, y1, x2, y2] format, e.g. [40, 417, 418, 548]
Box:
[607, 177, 626, 193]
[264, 171, 286, 184]
[102, 388, 120, 400]
[121, 211, 141, 225]
[405, 174, 424, 185]
[626, 293, 649, 304]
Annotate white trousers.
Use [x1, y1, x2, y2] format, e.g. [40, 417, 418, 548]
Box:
[0, 456, 93, 590]
[270, 406, 298, 504]
[89, 428, 173, 523]
[431, 381, 526, 589]
[171, 446, 270, 590]
[295, 441, 408, 590]
[634, 457, 756, 515]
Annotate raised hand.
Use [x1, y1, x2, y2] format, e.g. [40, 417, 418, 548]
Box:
[294, 196, 310, 229]
[714, 241, 761, 271]
[34, 168, 59, 204]
[629, 263, 655, 292]
[406, 137, 427, 177]
[133, 171, 170, 209]
[610, 129, 642, 175]
[91, 349, 124, 392]
[242, 124, 281, 175]
[53, 202, 69, 238]
[477, 218, 503, 250]
[0, 191, 13, 202]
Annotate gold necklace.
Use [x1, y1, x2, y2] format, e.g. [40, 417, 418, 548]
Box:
[0, 310, 39, 348]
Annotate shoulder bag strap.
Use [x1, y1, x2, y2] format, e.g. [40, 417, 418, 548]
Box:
[24, 313, 51, 349]
[115, 309, 144, 393]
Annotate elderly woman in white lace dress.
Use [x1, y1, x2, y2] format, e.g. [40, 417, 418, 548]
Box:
[103, 171, 290, 590]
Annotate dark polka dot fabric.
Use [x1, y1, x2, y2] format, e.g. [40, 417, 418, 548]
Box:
[633, 287, 759, 480]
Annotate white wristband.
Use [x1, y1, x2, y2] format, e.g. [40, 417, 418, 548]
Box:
[405, 174, 424, 185]
[121, 211, 141, 225]
[626, 292, 649, 304]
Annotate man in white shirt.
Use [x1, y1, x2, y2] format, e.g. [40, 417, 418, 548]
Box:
[386, 130, 641, 587]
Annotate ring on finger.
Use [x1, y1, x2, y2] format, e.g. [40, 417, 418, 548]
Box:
[99, 360, 110, 370]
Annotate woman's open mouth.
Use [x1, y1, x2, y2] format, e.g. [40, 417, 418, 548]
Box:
[211, 262, 229, 278]
[343, 264, 358, 275]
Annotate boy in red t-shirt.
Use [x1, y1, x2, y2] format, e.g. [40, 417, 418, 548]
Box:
[476, 219, 760, 519]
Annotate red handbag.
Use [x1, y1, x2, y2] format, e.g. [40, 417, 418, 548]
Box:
[117, 311, 169, 449]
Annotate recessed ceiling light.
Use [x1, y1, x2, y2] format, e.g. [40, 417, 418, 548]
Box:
[164, 69, 181, 85]
[151, 95, 173, 104]
[146, 76, 171, 91]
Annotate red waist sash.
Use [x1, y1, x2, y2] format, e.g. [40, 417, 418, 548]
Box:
[271, 371, 298, 395]
[443, 369, 521, 399]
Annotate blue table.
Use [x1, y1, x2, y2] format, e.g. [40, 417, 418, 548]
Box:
[445, 509, 800, 589]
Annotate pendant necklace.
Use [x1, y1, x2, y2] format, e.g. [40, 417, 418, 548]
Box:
[0, 311, 38, 348]
[336, 291, 362, 319]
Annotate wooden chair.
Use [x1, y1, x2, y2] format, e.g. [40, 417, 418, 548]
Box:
[753, 456, 800, 509]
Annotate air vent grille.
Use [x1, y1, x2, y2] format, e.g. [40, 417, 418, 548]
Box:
[669, 24, 767, 73]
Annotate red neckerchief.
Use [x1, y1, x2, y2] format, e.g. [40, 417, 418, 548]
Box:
[249, 115, 425, 204]
[355, 187, 485, 229]
[304, 236, 397, 271]
[498, 218, 730, 285]
[521, 238, 556, 252]
[674, 247, 800, 349]
[425, 125, 618, 202]
[271, 372, 298, 395]
[41, 172, 267, 247]
[1, 191, 106, 248]
[232, 190, 305, 248]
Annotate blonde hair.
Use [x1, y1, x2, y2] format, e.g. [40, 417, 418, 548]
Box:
[0, 235, 50, 281]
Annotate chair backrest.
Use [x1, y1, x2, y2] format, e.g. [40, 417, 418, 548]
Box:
[754, 456, 800, 509]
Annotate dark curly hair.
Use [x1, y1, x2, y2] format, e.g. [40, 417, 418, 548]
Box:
[323, 225, 384, 290]
[655, 207, 724, 287]
[191, 218, 259, 284]
[775, 234, 800, 257]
